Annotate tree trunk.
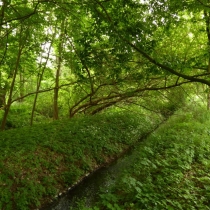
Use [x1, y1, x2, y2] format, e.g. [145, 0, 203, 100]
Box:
[19, 70, 24, 102]
[0, 42, 23, 130]
[207, 57, 210, 110]
[30, 83, 39, 126]
[0, 87, 6, 108]
[0, 2, 8, 109]
[207, 89, 210, 110]
[30, 40, 54, 125]
[53, 18, 65, 120]
[30, 18, 57, 125]
[204, 10, 210, 110]
[54, 54, 60, 119]
[0, 71, 7, 108]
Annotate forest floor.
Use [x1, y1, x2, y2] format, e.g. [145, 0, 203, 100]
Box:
[0, 109, 162, 210]
[80, 107, 210, 210]
[1, 107, 210, 210]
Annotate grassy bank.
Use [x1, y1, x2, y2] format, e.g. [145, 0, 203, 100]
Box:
[85, 108, 210, 210]
[0, 109, 161, 210]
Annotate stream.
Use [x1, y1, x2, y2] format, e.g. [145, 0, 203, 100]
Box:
[40, 120, 165, 210]
[41, 148, 137, 210]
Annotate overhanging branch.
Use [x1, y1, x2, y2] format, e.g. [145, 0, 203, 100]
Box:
[92, 0, 210, 86]
[69, 79, 192, 117]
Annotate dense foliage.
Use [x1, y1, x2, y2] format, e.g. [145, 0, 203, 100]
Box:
[0, 108, 161, 209]
[82, 108, 210, 210]
[0, 0, 209, 129]
[1, 0, 210, 209]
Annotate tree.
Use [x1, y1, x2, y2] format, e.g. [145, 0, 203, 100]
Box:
[1, 0, 210, 130]
[88, 0, 210, 82]
[1, 24, 25, 130]
[204, 5, 210, 109]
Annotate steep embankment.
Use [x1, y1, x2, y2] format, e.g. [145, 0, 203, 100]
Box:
[0, 110, 162, 210]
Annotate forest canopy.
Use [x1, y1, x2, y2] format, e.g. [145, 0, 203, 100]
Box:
[0, 0, 210, 130]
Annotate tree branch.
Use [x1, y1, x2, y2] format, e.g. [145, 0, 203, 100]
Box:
[1, 1, 40, 26]
[197, 0, 210, 9]
[69, 79, 193, 117]
[93, 0, 210, 86]
[9, 81, 79, 104]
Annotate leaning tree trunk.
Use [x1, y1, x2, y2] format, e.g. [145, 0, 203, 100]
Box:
[0, 42, 23, 130]
[30, 71, 44, 126]
[30, 37, 54, 125]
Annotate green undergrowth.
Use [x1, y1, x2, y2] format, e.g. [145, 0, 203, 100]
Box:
[82, 108, 210, 210]
[0, 109, 161, 210]
[0, 103, 52, 129]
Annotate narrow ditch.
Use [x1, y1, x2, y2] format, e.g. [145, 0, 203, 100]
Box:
[40, 118, 167, 210]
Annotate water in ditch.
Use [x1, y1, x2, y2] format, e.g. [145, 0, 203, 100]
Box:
[41, 148, 137, 210]
[40, 119, 166, 210]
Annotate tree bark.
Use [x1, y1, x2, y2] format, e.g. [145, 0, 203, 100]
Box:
[0, 87, 6, 108]
[204, 9, 210, 110]
[0, 38, 23, 130]
[30, 39, 54, 125]
[0, 71, 7, 108]
[207, 56, 210, 110]
[19, 70, 24, 102]
[53, 18, 65, 120]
